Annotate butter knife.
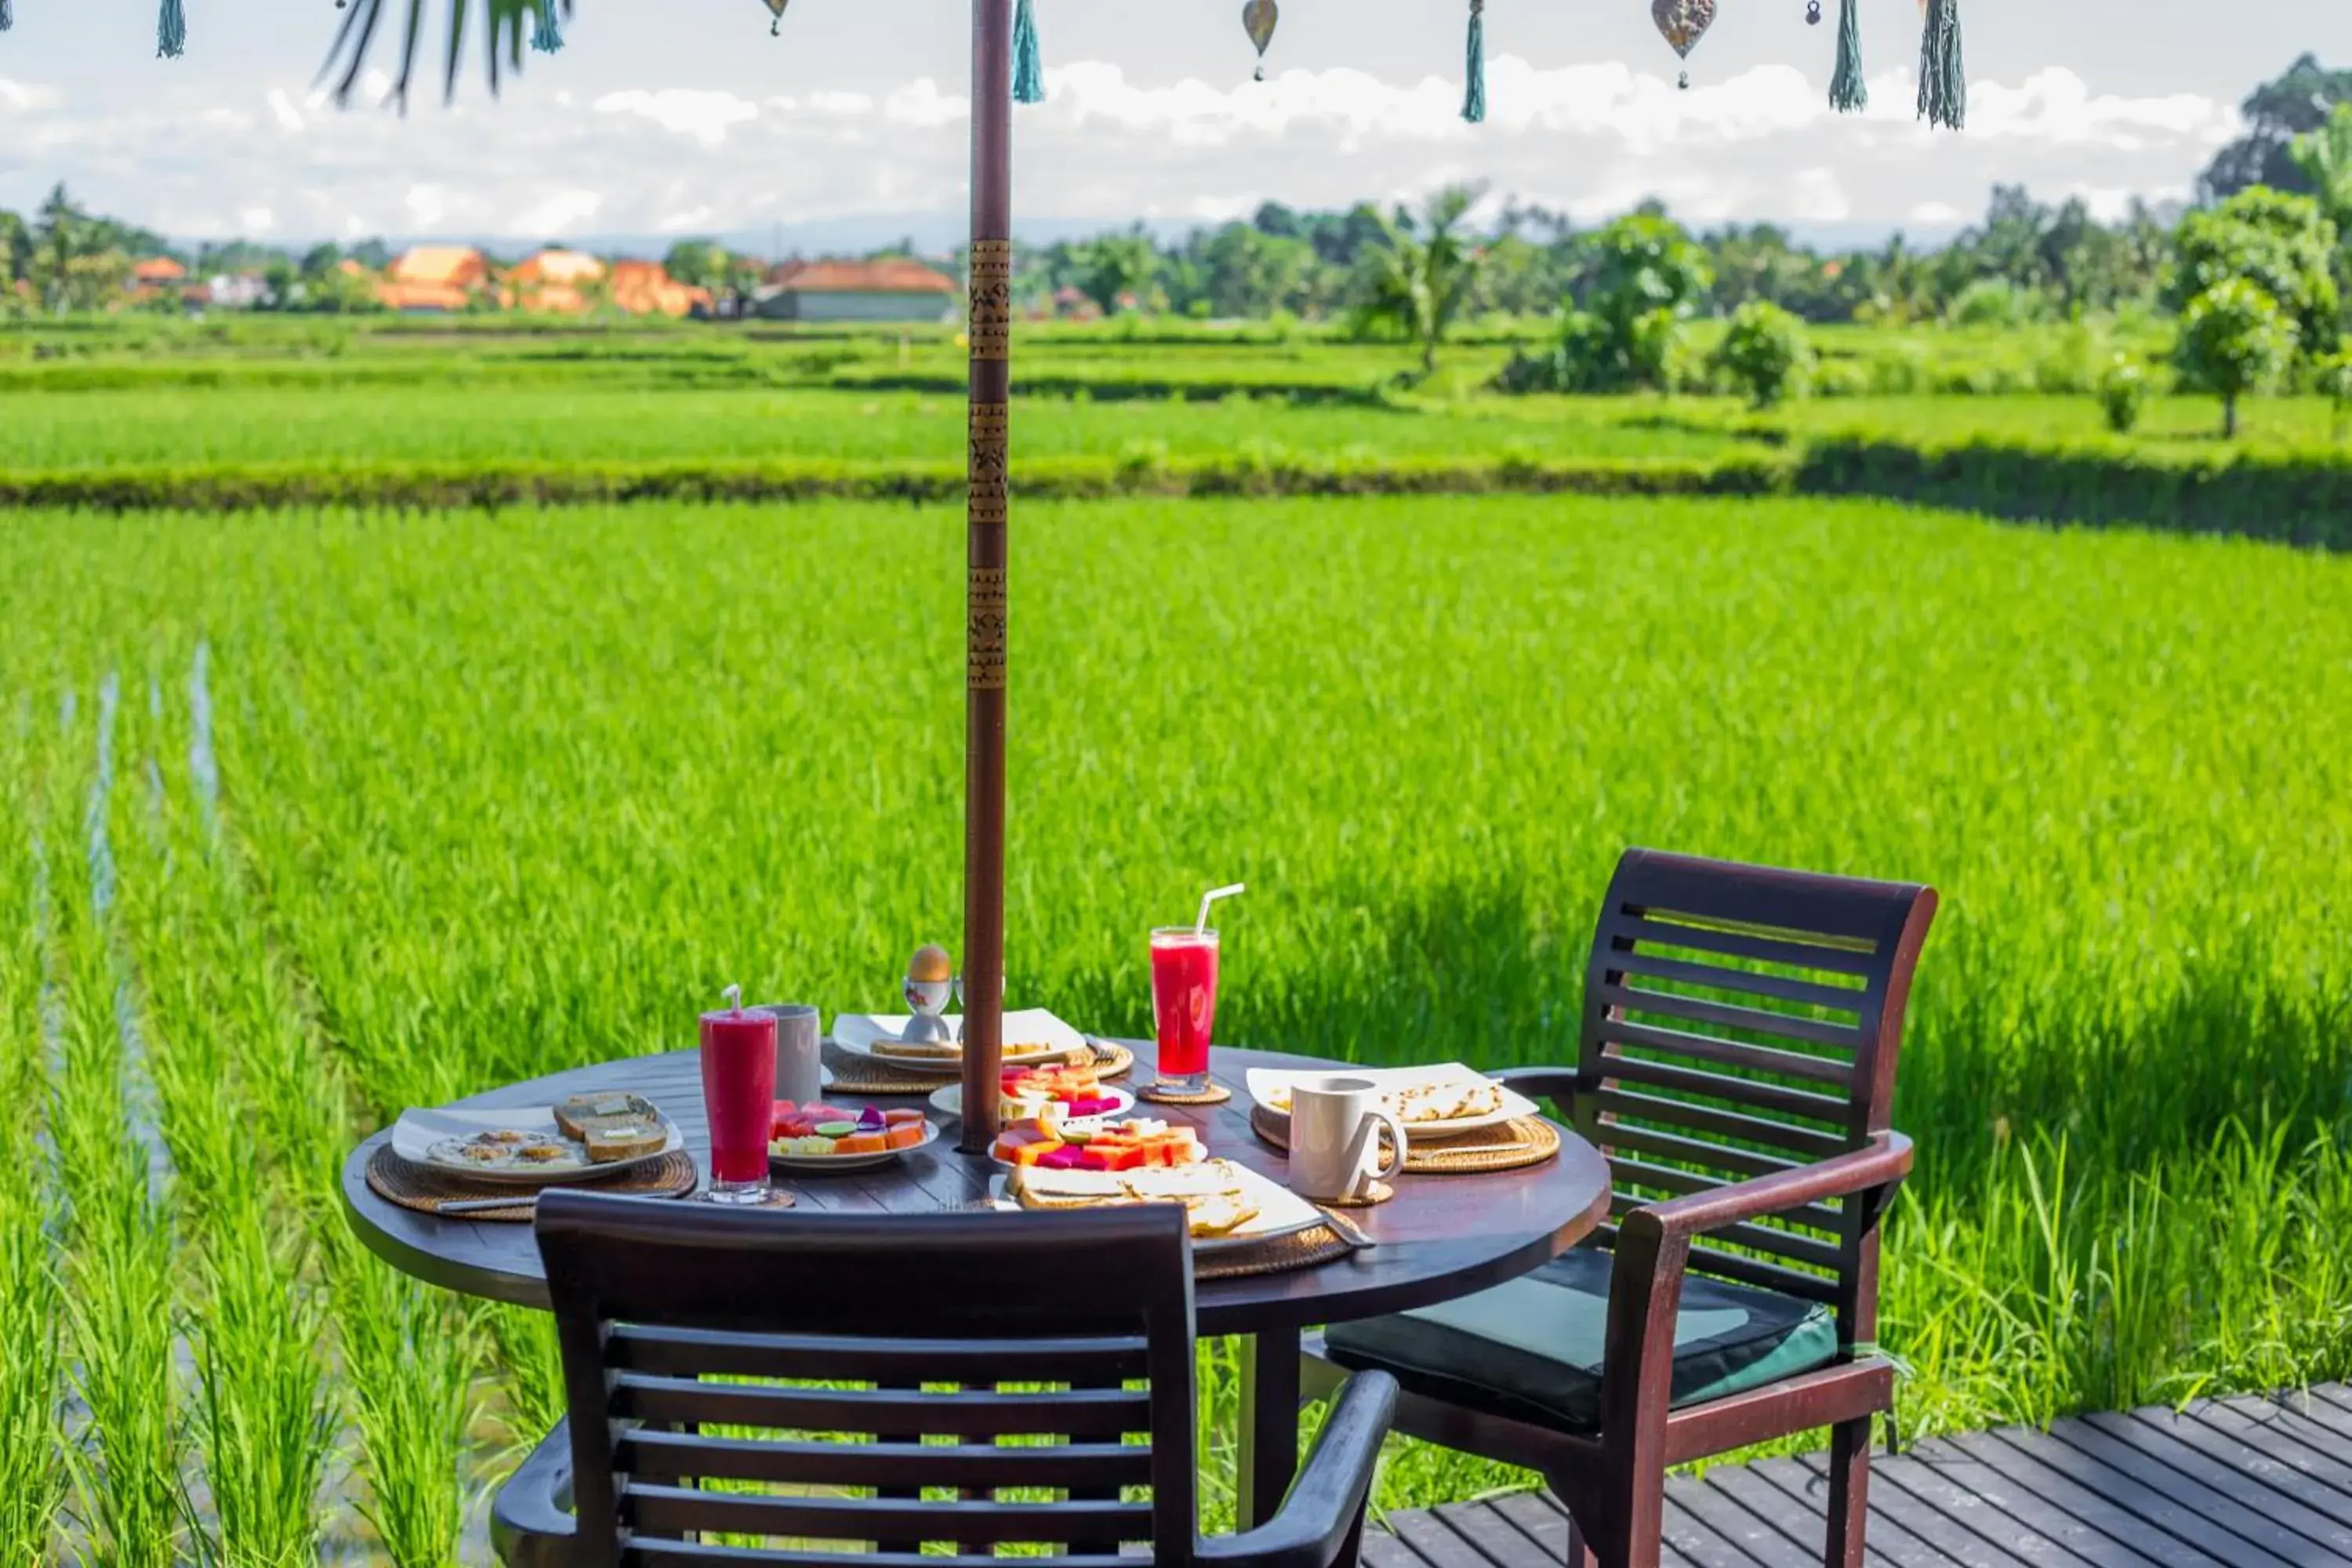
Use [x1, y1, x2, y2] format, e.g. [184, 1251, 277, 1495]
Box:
[1315, 1205, 1378, 1251]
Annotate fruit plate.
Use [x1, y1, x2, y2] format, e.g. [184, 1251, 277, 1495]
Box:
[391, 1105, 684, 1187]
[832, 1008, 1084, 1072]
[769, 1119, 943, 1174]
[985, 1162, 1325, 1255]
[931, 1083, 1136, 1122]
[1243, 1065, 1540, 1141]
[984, 1114, 1136, 1168]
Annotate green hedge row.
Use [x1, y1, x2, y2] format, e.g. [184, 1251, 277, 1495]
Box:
[6, 441, 2346, 549]
[1798, 437, 2352, 550]
[0, 453, 1790, 511]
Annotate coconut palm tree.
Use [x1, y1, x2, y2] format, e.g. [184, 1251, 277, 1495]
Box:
[1349, 183, 1485, 379]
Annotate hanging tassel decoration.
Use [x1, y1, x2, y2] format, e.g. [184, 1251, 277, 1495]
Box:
[1012, 0, 1045, 105]
[1829, 0, 1866, 113]
[532, 0, 563, 54]
[1, 0, 14, 34]
[1916, 0, 1965, 130]
[1461, 0, 1486, 124]
[763, 0, 789, 38]
[156, 0, 184, 56]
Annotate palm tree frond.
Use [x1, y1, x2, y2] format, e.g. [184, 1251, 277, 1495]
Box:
[320, 0, 558, 107]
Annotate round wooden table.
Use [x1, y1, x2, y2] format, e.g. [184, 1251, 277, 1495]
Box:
[339, 1039, 1612, 1526]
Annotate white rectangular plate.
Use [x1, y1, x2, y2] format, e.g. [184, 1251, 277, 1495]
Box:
[1243, 1064, 1539, 1140]
[986, 1161, 1325, 1255]
[833, 1008, 1086, 1070]
[391, 1105, 683, 1186]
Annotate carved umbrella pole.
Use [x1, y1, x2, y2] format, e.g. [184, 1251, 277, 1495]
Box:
[961, 0, 1014, 1154]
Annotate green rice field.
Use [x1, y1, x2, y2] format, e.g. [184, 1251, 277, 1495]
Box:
[4, 483, 2350, 1564]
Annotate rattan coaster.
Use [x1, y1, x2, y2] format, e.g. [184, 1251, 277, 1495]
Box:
[1250, 1105, 1561, 1174]
[1137, 1081, 1232, 1106]
[822, 1039, 1134, 1097]
[1195, 1224, 1359, 1281]
[366, 1146, 697, 1223]
[691, 1189, 797, 1210]
[1318, 1179, 1396, 1208]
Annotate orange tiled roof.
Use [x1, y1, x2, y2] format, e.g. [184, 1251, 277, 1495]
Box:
[390, 245, 489, 288]
[608, 260, 712, 318]
[132, 256, 187, 283]
[769, 258, 956, 296]
[377, 281, 472, 312]
[512, 249, 607, 286]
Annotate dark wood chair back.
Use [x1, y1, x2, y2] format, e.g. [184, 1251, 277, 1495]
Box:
[1573, 848, 1936, 1337]
[535, 1192, 1201, 1568]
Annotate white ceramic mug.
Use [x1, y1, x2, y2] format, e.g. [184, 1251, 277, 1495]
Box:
[1287, 1076, 1409, 1203]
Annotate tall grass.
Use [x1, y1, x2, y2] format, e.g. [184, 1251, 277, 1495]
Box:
[1, 489, 2347, 1534]
[46, 688, 183, 1568]
[0, 697, 68, 1568]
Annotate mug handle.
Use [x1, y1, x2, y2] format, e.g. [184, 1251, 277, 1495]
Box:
[1345, 1110, 1413, 1198]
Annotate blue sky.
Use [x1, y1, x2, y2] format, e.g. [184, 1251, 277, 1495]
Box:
[0, 1, 2344, 248]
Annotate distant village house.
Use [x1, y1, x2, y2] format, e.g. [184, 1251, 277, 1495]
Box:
[750, 258, 956, 324]
[379, 246, 490, 313]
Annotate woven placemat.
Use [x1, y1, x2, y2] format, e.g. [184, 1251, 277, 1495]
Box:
[1250, 1105, 1561, 1174]
[945, 1200, 1356, 1280]
[823, 1038, 1133, 1097]
[1195, 1223, 1359, 1280]
[1137, 1081, 1232, 1106]
[366, 1146, 698, 1222]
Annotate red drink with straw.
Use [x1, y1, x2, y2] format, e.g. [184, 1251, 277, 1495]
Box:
[700, 987, 777, 1203]
[1151, 886, 1240, 1094]
[1151, 929, 1220, 1092]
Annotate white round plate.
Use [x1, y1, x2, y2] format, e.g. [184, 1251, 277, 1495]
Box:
[983, 1172, 1324, 1254]
[768, 1118, 942, 1173]
[415, 1124, 684, 1186]
[838, 1038, 1069, 1073]
[931, 1083, 1136, 1122]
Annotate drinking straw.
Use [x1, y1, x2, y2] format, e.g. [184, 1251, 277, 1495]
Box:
[1195, 884, 1245, 934]
[724, 983, 742, 1015]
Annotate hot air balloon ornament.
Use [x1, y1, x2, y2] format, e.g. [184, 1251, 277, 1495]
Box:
[1651, 0, 1715, 89]
[762, 0, 787, 35]
[1242, 0, 1279, 82]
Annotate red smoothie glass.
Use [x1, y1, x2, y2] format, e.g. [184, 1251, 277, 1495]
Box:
[1150, 927, 1221, 1094]
[700, 1003, 778, 1203]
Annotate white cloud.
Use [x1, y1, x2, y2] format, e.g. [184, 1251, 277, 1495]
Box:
[0, 56, 2244, 243]
[238, 205, 275, 232]
[592, 87, 759, 147]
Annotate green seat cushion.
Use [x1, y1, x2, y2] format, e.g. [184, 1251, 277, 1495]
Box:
[1324, 1247, 1839, 1432]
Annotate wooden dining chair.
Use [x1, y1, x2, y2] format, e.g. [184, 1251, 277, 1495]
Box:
[493, 1191, 1398, 1568]
[1304, 848, 1936, 1568]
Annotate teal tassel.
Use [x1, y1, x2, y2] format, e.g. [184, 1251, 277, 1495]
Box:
[1829, 0, 1866, 113]
[1012, 0, 1045, 104]
[1, 1, 13, 34]
[532, 0, 563, 53]
[155, 0, 183, 56]
[1916, 0, 1965, 130]
[1461, 0, 1486, 125]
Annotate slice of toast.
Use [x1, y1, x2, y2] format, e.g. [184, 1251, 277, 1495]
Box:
[555, 1091, 662, 1142]
[583, 1124, 668, 1163]
[1010, 1167, 1129, 1210]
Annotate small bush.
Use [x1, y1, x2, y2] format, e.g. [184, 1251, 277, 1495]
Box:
[2174, 279, 2299, 439]
[2097, 354, 2148, 434]
[1711, 301, 1813, 408]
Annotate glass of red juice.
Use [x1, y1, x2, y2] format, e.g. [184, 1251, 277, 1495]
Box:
[699, 1004, 778, 1203]
[1150, 927, 1221, 1094]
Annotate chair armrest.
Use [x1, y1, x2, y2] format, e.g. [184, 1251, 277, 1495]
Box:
[489, 1419, 577, 1568]
[1639, 1132, 1913, 1241]
[1200, 1370, 1397, 1568]
[1490, 1066, 1584, 1113]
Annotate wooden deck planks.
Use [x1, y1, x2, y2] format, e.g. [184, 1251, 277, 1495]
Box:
[1371, 1384, 2352, 1568]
